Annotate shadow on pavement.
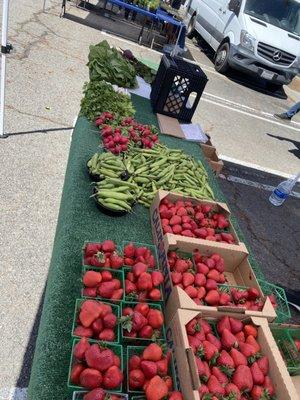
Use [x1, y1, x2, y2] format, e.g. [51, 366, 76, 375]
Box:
[190, 35, 288, 100]
[5, 127, 74, 137]
[267, 133, 300, 160]
[16, 285, 46, 387]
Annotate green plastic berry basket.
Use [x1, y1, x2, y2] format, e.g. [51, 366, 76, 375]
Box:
[258, 280, 291, 323]
[72, 390, 129, 399]
[68, 338, 124, 392]
[123, 267, 164, 304]
[72, 298, 120, 344]
[126, 345, 177, 395]
[81, 267, 125, 302]
[270, 324, 300, 375]
[82, 241, 122, 268]
[122, 241, 159, 270]
[120, 301, 166, 344]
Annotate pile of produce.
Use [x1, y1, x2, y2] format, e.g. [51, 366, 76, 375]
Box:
[167, 249, 275, 311]
[88, 41, 137, 88]
[95, 113, 159, 153]
[81, 81, 135, 122]
[159, 197, 235, 242]
[83, 241, 123, 269]
[88, 145, 214, 211]
[82, 269, 124, 301]
[124, 266, 164, 301]
[121, 302, 165, 340]
[70, 338, 123, 390]
[122, 49, 157, 84]
[73, 299, 119, 342]
[188, 316, 276, 399]
[123, 242, 157, 269]
[79, 389, 126, 400]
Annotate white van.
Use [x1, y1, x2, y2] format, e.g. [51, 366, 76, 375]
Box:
[186, 0, 300, 87]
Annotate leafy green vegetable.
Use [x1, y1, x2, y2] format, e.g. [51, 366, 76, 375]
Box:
[80, 80, 135, 122]
[88, 41, 137, 88]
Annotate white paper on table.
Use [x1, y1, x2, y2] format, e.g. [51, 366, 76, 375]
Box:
[128, 76, 151, 99]
[180, 123, 208, 143]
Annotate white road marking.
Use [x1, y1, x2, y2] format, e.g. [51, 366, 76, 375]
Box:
[0, 388, 27, 400]
[219, 173, 300, 199]
[201, 97, 300, 131]
[219, 155, 295, 178]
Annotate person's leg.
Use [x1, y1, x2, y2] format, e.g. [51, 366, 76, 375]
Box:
[286, 102, 300, 118]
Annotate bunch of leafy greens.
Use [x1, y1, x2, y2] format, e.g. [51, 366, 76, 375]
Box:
[88, 41, 137, 88]
[80, 80, 135, 122]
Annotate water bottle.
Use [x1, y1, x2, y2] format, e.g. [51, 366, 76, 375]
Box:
[269, 173, 300, 206]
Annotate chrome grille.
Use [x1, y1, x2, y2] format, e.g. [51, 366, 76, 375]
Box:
[257, 42, 296, 66]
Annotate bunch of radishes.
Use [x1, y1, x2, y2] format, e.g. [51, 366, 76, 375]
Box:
[95, 112, 115, 126]
[187, 315, 276, 400]
[123, 242, 157, 269]
[121, 303, 164, 340]
[70, 338, 123, 390]
[168, 250, 266, 311]
[101, 125, 130, 154]
[159, 198, 235, 244]
[125, 264, 164, 301]
[128, 343, 183, 400]
[82, 269, 124, 301]
[74, 300, 118, 342]
[81, 389, 126, 400]
[83, 241, 123, 269]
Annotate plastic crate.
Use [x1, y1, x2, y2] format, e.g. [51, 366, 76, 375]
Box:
[121, 301, 166, 344]
[68, 339, 124, 392]
[82, 266, 125, 302]
[150, 55, 208, 123]
[258, 280, 291, 323]
[72, 298, 120, 343]
[123, 267, 164, 304]
[270, 325, 300, 375]
[126, 345, 177, 394]
[122, 241, 159, 270]
[72, 391, 128, 400]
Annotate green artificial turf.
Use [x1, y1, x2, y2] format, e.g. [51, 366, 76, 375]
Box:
[27, 94, 264, 400]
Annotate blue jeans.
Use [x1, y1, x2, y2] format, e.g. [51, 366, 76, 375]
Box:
[286, 102, 300, 118]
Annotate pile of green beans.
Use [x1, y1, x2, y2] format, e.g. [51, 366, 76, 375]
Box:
[88, 144, 214, 211]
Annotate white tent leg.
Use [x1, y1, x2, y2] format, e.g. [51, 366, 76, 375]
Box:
[43, 0, 47, 12]
[0, 0, 10, 138]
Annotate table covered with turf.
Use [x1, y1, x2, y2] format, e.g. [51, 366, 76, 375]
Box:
[27, 94, 263, 400]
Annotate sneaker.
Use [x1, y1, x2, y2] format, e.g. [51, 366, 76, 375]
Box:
[274, 113, 292, 121]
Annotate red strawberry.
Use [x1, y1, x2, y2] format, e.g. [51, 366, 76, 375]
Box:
[101, 271, 113, 281]
[246, 335, 261, 353]
[205, 289, 220, 305]
[197, 287, 206, 300]
[143, 343, 163, 361]
[232, 365, 253, 392]
[294, 338, 300, 352]
[125, 279, 136, 294]
[174, 259, 189, 273]
[198, 383, 209, 398]
[194, 273, 206, 287]
[70, 363, 85, 384]
[137, 272, 153, 291]
[251, 362, 265, 385]
[251, 385, 269, 400]
[225, 383, 241, 399]
[151, 271, 164, 286]
[200, 320, 212, 335]
[219, 292, 231, 305]
[74, 337, 91, 360]
[199, 340, 219, 362]
[124, 242, 135, 258]
[221, 328, 238, 349]
[206, 333, 222, 351]
[97, 282, 115, 299]
[145, 375, 168, 400]
[229, 318, 243, 334]
[83, 288, 97, 297]
[239, 342, 257, 357]
[79, 301, 101, 327]
[83, 271, 102, 287]
[79, 368, 103, 389]
[130, 311, 147, 331]
[182, 272, 195, 287]
[212, 366, 228, 385]
[135, 303, 150, 316]
[207, 269, 220, 282]
[129, 369, 145, 389]
[196, 263, 209, 275]
[103, 365, 123, 389]
[85, 345, 114, 371]
[205, 279, 217, 291]
[110, 254, 123, 269]
[263, 376, 275, 396]
[186, 318, 200, 335]
[156, 357, 168, 376]
[83, 388, 105, 400]
[99, 328, 115, 342]
[129, 355, 141, 371]
[103, 313, 117, 329]
[230, 348, 247, 366]
[235, 331, 245, 343]
[257, 356, 269, 376]
[149, 288, 161, 301]
[147, 309, 164, 329]
[195, 358, 210, 382]
[102, 240, 116, 253]
[171, 272, 182, 284]
[140, 360, 158, 379]
[185, 285, 198, 298]
[111, 288, 123, 300]
[217, 350, 235, 368]
[169, 391, 183, 400]
[247, 287, 260, 300]
[132, 262, 148, 277]
[244, 324, 258, 338]
[217, 316, 231, 335]
[74, 325, 93, 338]
[207, 375, 225, 397]
[85, 243, 101, 257]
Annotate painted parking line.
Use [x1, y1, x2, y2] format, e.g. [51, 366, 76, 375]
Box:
[219, 173, 300, 199]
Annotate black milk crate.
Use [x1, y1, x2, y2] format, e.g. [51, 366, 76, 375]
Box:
[150, 55, 208, 123]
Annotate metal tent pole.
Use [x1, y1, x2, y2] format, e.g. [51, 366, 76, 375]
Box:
[0, 0, 12, 138]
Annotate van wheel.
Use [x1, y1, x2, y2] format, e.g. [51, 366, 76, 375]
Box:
[187, 15, 196, 39]
[215, 43, 230, 73]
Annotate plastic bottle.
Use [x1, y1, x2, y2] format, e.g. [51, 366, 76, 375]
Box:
[269, 173, 300, 206]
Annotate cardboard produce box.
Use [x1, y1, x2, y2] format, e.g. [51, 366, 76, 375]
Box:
[167, 309, 299, 400]
[150, 190, 246, 253]
[201, 143, 224, 175]
[161, 236, 276, 323]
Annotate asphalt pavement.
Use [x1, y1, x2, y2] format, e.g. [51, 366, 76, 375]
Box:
[0, 1, 299, 398]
